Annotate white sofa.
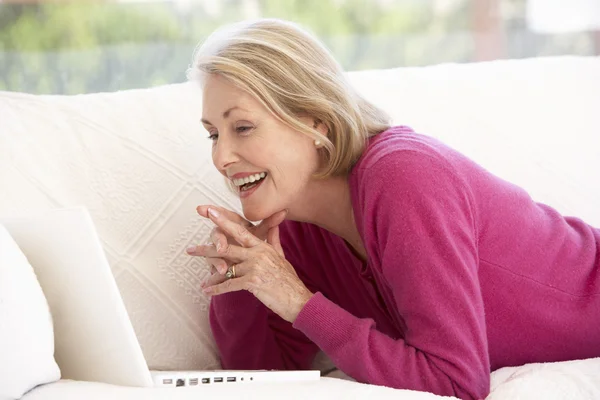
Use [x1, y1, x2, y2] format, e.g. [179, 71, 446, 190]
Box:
[1, 56, 599, 399]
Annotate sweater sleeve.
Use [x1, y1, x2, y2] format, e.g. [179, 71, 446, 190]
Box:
[209, 290, 319, 370]
[293, 151, 490, 399]
[209, 222, 322, 370]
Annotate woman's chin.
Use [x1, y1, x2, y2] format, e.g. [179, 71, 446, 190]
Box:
[242, 206, 269, 223]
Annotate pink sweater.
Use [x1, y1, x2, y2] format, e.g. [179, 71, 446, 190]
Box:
[209, 126, 600, 399]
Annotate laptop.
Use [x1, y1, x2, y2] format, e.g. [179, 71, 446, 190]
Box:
[1, 207, 319, 388]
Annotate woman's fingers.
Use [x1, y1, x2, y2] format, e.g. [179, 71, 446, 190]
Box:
[202, 266, 230, 288]
[206, 257, 228, 275]
[252, 209, 288, 240]
[196, 205, 288, 244]
[203, 262, 250, 292]
[210, 228, 229, 253]
[203, 262, 251, 296]
[207, 208, 262, 248]
[208, 210, 287, 251]
[197, 205, 252, 227]
[187, 242, 250, 263]
[204, 276, 247, 296]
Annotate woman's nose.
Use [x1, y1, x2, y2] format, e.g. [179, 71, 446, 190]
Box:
[212, 134, 239, 171]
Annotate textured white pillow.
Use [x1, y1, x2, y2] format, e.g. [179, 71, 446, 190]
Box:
[0, 225, 61, 400]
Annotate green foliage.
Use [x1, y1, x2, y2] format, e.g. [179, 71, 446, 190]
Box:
[0, 0, 463, 94]
[0, 3, 183, 50]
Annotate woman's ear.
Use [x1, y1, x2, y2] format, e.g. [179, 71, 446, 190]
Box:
[312, 119, 329, 136]
[312, 119, 328, 148]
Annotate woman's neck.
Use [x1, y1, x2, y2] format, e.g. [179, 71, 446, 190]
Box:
[287, 175, 367, 261]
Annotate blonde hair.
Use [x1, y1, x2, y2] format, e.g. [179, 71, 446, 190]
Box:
[187, 18, 391, 177]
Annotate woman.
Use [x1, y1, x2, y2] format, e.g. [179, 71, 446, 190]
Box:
[185, 19, 600, 399]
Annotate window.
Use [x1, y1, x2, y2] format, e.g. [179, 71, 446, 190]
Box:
[1, 0, 597, 94]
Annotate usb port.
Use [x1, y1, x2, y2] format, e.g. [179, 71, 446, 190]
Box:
[201, 378, 210, 384]
[176, 379, 185, 387]
[214, 377, 223, 383]
[189, 378, 199, 386]
[227, 377, 236, 382]
[162, 379, 173, 385]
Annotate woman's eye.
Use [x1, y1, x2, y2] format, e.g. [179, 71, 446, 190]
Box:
[236, 126, 252, 134]
[207, 132, 218, 141]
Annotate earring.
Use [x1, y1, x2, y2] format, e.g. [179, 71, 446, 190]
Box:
[314, 139, 322, 147]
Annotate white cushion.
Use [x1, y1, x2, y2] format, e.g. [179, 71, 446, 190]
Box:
[0, 225, 60, 400]
[1, 207, 153, 388]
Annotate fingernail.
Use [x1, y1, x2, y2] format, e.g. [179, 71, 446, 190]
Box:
[186, 246, 196, 253]
[215, 241, 222, 253]
[208, 208, 220, 219]
[203, 287, 213, 295]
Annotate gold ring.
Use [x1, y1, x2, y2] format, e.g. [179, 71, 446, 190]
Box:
[225, 264, 236, 280]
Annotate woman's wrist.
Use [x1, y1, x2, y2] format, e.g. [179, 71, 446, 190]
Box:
[289, 289, 314, 323]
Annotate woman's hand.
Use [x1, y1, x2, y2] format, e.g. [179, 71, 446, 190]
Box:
[189, 207, 313, 323]
[190, 205, 287, 283]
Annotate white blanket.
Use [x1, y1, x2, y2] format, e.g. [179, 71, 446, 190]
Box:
[22, 377, 453, 400]
[22, 357, 600, 400]
[488, 357, 600, 399]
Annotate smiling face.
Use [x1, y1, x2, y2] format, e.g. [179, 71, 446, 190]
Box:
[201, 74, 323, 221]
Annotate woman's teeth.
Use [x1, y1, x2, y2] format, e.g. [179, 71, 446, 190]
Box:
[233, 172, 267, 188]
